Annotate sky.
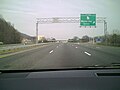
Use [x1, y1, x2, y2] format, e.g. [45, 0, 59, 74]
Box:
[0, 0, 120, 40]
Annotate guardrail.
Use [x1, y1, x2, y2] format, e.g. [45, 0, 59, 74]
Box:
[0, 43, 48, 55]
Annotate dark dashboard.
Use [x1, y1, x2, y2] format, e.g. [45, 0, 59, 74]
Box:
[0, 69, 120, 90]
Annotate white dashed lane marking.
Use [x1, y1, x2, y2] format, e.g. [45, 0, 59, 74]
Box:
[75, 47, 78, 48]
[49, 50, 53, 54]
[84, 51, 91, 56]
[96, 47, 100, 49]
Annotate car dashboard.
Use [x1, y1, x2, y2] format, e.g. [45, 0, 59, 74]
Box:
[0, 69, 120, 90]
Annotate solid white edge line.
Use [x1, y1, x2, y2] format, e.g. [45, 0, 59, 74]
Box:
[49, 50, 53, 54]
[84, 51, 91, 56]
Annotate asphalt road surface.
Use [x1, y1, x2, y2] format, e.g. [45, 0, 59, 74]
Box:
[0, 42, 120, 70]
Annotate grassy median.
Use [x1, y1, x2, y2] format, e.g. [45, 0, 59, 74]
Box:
[0, 44, 47, 55]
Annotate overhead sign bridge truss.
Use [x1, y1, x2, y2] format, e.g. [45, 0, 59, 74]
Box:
[36, 17, 107, 44]
[36, 17, 106, 24]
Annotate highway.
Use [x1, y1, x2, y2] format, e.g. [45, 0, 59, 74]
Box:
[0, 42, 120, 70]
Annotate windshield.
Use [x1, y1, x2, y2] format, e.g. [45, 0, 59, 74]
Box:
[0, 0, 120, 70]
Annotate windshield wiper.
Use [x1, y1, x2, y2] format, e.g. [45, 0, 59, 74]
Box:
[0, 64, 120, 73]
[81, 65, 109, 68]
[111, 63, 120, 66]
[0, 66, 120, 73]
[83, 63, 120, 68]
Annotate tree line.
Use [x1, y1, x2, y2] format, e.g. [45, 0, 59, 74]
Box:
[68, 32, 120, 47]
[0, 16, 21, 44]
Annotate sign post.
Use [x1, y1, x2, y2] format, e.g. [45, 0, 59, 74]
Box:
[36, 22, 38, 44]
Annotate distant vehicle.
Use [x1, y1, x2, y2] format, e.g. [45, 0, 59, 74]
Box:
[0, 42, 3, 45]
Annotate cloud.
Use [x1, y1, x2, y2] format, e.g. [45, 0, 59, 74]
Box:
[0, 8, 37, 16]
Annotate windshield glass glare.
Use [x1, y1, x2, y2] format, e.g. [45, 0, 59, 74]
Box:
[0, 0, 120, 70]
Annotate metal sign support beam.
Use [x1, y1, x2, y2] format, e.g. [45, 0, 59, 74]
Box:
[36, 22, 38, 44]
[104, 20, 107, 45]
[35, 17, 107, 44]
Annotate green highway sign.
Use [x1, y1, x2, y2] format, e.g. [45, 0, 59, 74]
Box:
[80, 14, 96, 26]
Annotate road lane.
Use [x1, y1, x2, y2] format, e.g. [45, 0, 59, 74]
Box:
[0, 43, 59, 69]
[75, 43, 120, 57]
[0, 42, 120, 70]
[32, 43, 98, 69]
[72, 43, 120, 65]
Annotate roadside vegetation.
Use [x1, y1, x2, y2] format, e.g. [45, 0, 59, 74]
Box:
[94, 30, 120, 47]
[0, 16, 21, 44]
[68, 30, 120, 47]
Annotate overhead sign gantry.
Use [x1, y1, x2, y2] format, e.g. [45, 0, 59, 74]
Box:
[36, 15, 107, 44]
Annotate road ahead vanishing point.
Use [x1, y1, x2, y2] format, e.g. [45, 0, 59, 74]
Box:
[0, 42, 120, 70]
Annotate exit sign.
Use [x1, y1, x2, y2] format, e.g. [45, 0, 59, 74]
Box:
[80, 14, 96, 26]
